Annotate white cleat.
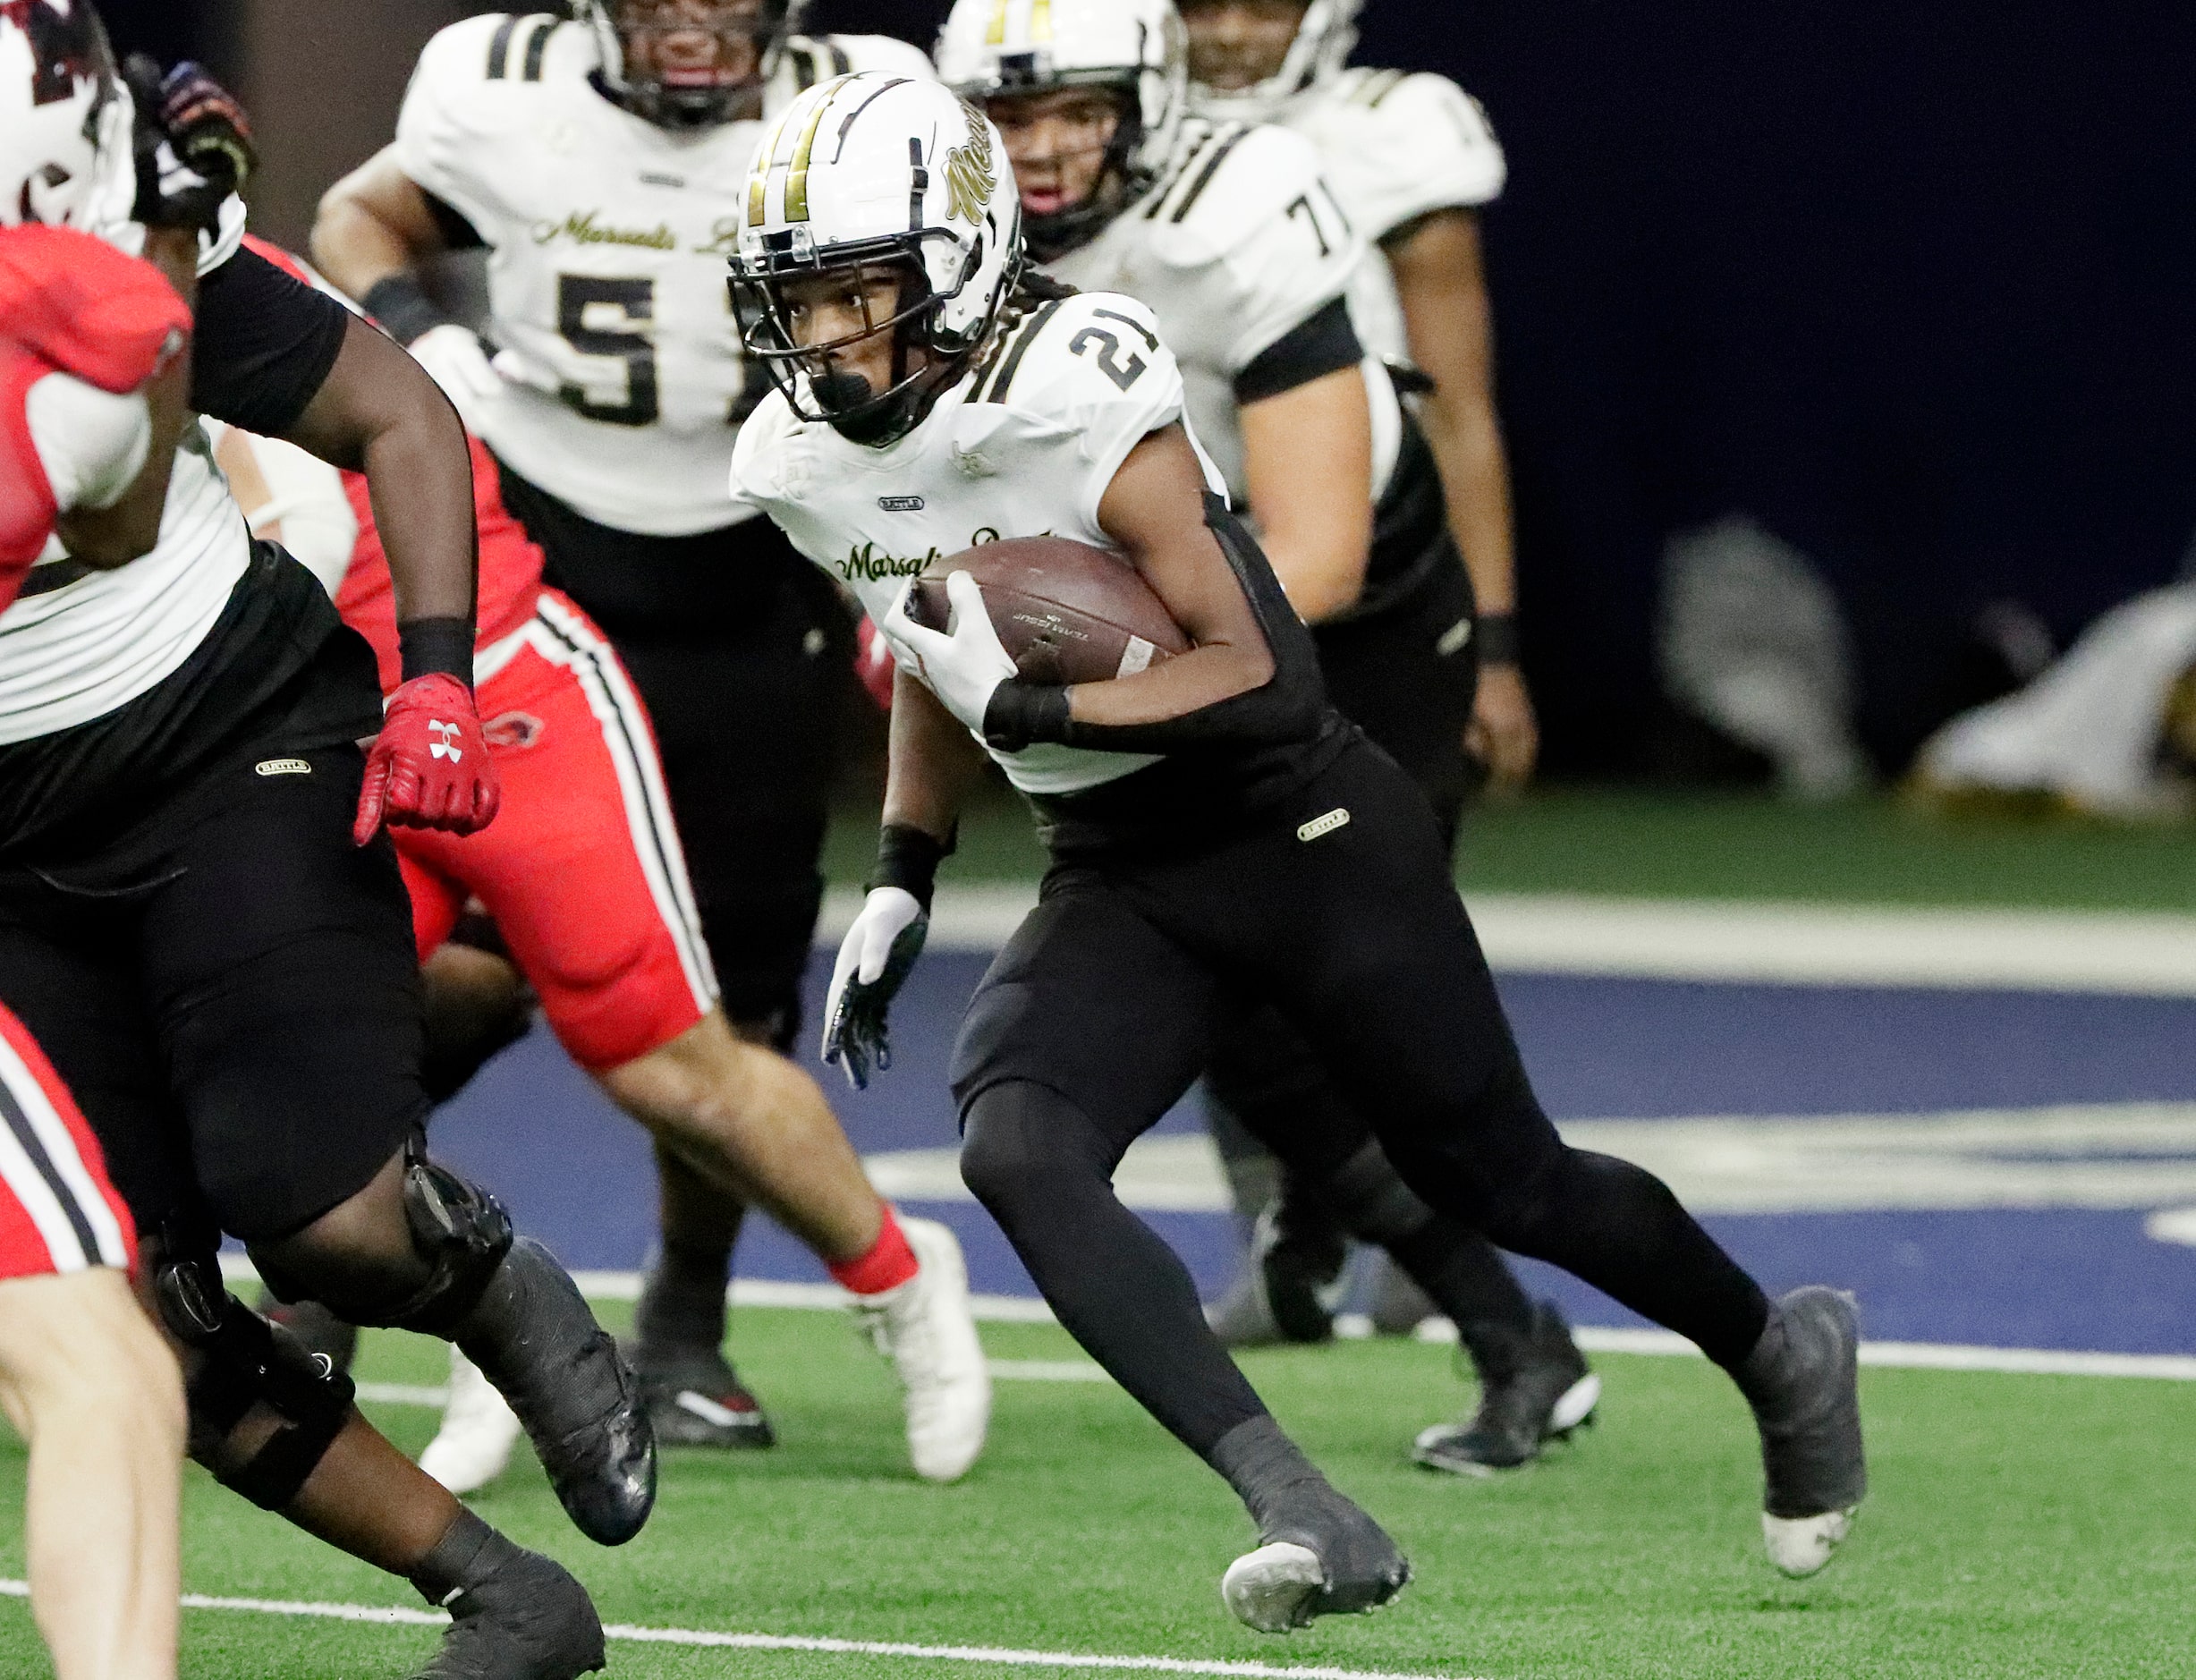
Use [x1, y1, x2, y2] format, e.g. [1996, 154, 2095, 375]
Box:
[419, 1345, 524, 1496]
[1222, 1542, 1326, 1634]
[1549, 1370, 1603, 1436]
[1763, 1508, 1855, 1579]
[854, 1216, 990, 1482]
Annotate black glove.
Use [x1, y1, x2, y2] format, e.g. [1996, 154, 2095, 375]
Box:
[124, 55, 255, 233]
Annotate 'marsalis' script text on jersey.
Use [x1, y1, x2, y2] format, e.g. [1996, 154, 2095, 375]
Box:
[397, 13, 931, 536]
[733, 290, 1220, 797]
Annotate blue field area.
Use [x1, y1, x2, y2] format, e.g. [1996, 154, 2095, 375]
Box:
[430, 951, 2196, 1357]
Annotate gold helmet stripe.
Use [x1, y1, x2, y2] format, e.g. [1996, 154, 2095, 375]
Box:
[748, 104, 800, 226]
[782, 79, 844, 224]
[985, 0, 1011, 46]
[1030, 0, 1053, 42]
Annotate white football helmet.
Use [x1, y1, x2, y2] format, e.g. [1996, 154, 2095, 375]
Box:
[573, 0, 807, 128]
[0, 0, 122, 230]
[1187, 0, 1360, 122]
[935, 0, 1187, 259]
[733, 74, 1022, 445]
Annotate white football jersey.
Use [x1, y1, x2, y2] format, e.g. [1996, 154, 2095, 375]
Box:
[734, 290, 1218, 798]
[396, 13, 934, 536]
[1044, 116, 1405, 507]
[1259, 69, 1505, 366]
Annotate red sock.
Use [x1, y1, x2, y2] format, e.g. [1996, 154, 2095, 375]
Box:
[829, 1203, 920, 1296]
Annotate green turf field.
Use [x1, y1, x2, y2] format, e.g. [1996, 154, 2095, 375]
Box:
[4, 1302, 2185, 1680]
[825, 783, 2196, 912]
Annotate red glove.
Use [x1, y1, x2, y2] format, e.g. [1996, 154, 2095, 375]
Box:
[353, 674, 501, 845]
[854, 615, 897, 712]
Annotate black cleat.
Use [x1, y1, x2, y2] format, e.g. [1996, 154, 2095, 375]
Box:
[633, 1349, 776, 1449]
[457, 1237, 656, 1546]
[1738, 1285, 1866, 1577]
[1207, 1208, 1345, 1348]
[1223, 1479, 1411, 1633]
[1413, 1299, 1600, 1475]
[411, 1536, 605, 1680]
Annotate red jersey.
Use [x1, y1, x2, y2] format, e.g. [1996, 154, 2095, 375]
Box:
[333, 437, 546, 692]
[0, 225, 189, 603]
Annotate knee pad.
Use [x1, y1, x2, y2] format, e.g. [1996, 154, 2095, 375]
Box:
[1314, 1140, 1437, 1248]
[361, 1142, 514, 1336]
[154, 1250, 354, 1511]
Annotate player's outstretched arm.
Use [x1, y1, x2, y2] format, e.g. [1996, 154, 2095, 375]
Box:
[1237, 364, 1375, 624]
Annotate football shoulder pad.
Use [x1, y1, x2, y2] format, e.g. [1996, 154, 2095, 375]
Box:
[0, 225, 189, 395]
[969, 291, 1183, 441]
[398, 13, 581, 203]
[1138, 120, 1332, 270]
[1301, 69, 1505, 234]
[775, 32, 937, 98]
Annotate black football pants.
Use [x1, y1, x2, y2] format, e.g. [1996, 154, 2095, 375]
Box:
[953, 734, 1770, 1458]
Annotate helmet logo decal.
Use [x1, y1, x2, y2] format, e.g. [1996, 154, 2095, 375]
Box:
[2, 0, 107, 108]
[942, 104, 996, 226]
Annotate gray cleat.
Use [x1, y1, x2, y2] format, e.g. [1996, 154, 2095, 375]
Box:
[411, 1540, 605, 1680]
[1737, 1285, 1866, 1577]
[1223, 1480, 1411, 1633]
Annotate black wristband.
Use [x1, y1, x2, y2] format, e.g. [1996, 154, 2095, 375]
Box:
[1475, 611, 1521, 666]
[361, 273, 454, 348]
[397, 616, 476, 685]
[982, 681, 1073, 752]
[868, 822, 952, 912]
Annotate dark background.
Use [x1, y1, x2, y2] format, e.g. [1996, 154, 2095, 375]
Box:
[96, 1, 2196, 774]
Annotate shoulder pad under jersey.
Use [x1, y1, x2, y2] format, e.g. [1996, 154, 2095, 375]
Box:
[1299, 69, 1505, 236]
[775, 32, 937, 99]
[1132, 120, 1332, 267]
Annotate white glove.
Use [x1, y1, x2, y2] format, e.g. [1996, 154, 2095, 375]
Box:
[880, 571, 1019, 734]
[407, 323, 504, 428]
[821, 886, 928, 1090]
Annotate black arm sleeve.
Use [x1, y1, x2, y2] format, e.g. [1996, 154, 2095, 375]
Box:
[985, 495, 1329, 754]
[1231, 297, 1364, 406]
[189, 248, 353, 436]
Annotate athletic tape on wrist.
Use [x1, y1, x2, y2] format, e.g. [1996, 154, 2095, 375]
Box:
[397, 616, 477, 685]
[868, 822, 952, 912]
[981, 681, 1073, 752]
[361, 273, 454, 348]
[1475, 612, 1521, 666]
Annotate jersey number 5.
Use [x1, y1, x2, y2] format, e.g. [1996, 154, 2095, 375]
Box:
[556, 276, 659, 428]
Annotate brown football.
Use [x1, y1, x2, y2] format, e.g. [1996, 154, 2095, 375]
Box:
[910, 536, 1191, 687]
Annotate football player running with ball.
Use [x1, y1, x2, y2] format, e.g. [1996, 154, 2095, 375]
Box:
[311, 1, 945, 1448]
[936, 0, 1597, 1477]
[732, 76, 1865, 1630]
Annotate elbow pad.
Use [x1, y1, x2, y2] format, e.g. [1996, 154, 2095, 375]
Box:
[984, 496, 1329, 755]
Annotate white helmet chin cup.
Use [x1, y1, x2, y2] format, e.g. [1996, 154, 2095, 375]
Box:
[733, 75, 1022, 434]
[1190, 0, 1361, 122]
[0, 0, 121, 231]
[936, 0, 1189, 199]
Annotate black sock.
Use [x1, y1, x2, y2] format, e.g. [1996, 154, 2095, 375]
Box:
[632, 1239, 731, 1365]
[1206, 1413, 1327, 1525]
[410, 1508, 516, 1608]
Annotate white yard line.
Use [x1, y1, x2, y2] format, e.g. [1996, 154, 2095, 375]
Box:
[0, 1579, 1483, 1680]
[822, 886, 2196, 997]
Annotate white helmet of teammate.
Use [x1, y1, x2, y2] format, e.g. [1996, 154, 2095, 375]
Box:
[935, 0, 1187, 259]
[573, 0, 808, 128]
[0, 0, 123, 230]
[1188, 0, 1360, 122]
[733, 74, 1022, 445]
